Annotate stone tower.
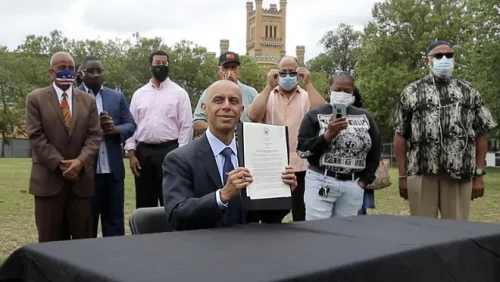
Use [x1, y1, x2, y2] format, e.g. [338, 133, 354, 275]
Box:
[219, 39, 230, 54]
[245, 0, 286, 58]
[296, 45, 305, 65]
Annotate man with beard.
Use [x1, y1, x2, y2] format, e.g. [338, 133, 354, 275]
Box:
[125, 50, 193, 209]
[25, 51, 101, 242]
[79, 56, 136, 237]
[393, 41, 496, 220]
[192, 51, 258, 135]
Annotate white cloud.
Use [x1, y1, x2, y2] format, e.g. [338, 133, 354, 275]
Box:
[0, 0, 378, 61]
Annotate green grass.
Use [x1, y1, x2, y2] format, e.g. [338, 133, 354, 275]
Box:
[1, 158, 500, 263]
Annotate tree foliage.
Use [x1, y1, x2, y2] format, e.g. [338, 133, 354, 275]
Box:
[356, 0, 499, 141]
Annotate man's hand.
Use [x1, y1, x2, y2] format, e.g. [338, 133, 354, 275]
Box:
[100, 111, 117, 134]
[296, 67, 311, 85]
[399, 176, 408, 200]
[324, 117, 348, 142]
[472, 176, 485, 200]
[129, 151, 141, 177]
[61, 159, 83, 181]
[282, 165, 297, 190]
[220, 168, 253, 203]
[357, 181, 366, 189]
[266, 69, 279, 89]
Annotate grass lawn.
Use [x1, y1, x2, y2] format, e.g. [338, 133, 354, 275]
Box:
[1, 158, 500, 263]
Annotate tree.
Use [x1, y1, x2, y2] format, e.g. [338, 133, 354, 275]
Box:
[355, 0, 481, 141]
[307, 24, 362, 76]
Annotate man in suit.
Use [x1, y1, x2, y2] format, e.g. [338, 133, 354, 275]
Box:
[163, 80, 297, 231]
[25, 51, 101, 242]
[78, 56, 136, 237]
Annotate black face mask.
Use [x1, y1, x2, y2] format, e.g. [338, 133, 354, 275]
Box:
[152, 66, 169, 82]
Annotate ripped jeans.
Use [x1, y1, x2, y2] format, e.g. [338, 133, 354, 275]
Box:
[304, 169, 364, 220]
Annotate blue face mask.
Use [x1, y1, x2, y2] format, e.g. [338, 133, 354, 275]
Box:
[430, 57, 454, 78]
[278, 74, 298, 91]
[55, 69, 76, 85]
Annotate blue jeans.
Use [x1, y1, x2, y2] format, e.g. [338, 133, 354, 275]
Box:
[304, 169, 364, 220]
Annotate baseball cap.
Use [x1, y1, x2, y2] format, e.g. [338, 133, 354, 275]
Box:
[219, 51, 240, 66]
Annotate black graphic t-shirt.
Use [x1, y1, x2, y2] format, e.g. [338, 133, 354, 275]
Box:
[296, 104, 381, 185]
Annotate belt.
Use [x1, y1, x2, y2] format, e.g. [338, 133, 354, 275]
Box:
[138, 140, 178, 148]
[309, 165, 355, 181]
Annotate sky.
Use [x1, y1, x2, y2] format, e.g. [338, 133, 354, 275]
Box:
[0, 0, 379, 62]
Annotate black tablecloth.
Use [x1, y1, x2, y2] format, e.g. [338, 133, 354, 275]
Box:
[1, 215, 500, 282]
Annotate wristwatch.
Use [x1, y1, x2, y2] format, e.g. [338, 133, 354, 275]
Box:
[475, 168, 486, 177]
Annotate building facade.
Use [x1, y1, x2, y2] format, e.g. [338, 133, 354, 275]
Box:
[215, 0, 305, 70]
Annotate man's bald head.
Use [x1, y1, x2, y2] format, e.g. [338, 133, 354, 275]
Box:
[202, 80, 244, 135]
[206, 79, 242, 100]
[48, 51, 75, 90]
[277, 56, 299, 69]
[50, 51, 74, 67]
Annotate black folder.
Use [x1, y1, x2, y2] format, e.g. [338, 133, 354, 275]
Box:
[236, 122, 292, 210]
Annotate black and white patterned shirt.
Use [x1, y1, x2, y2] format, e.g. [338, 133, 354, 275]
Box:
[392, 74, 497, 180]
[297, 104, 381, 185]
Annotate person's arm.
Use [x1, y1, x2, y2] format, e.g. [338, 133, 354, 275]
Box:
[113, 93, 136, 143]
[163, 151, 222, 231]
[192, 90, 209, 135]
[76, 99, 102, 165]
[124, 92, 139, 152]
[247, 86, 273, 122]
[25, 92, 64, 171]
[471, 88, 497, 169]
[296, 111, 328, 158]
[359, 113, 381, 185]
[177, 90, 194, 146]
[304, 82, 326, 109]
[392, 88, 412, 177]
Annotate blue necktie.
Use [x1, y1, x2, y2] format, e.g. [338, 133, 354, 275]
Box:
[220, 147, 243, 225]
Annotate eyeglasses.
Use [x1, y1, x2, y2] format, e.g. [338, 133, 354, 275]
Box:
[152, 61, 169, 67]
[81, 68, 105, 76]
[279, 72, 297, 78]
[430, 52, 454, 59]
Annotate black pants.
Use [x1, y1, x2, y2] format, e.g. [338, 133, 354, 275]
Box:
[291, 171, 306, 222]
[92, 174, 125, 237]
[135, 140, 179, 209]
[245, 171, 307, 224]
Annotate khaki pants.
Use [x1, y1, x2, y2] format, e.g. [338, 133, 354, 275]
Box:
[407, 175, 472, 220]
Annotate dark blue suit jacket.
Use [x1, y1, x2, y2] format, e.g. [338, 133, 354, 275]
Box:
[79, 85, 136, 181]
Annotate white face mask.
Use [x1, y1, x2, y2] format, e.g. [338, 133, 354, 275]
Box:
[330, 91, 354, 105]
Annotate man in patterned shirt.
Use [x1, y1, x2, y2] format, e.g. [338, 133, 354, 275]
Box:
[392, 40, 496, 220]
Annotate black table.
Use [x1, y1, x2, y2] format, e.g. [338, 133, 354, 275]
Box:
[1, 215, 500, 282]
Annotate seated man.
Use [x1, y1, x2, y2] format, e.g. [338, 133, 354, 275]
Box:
[163, 80, 297, 231]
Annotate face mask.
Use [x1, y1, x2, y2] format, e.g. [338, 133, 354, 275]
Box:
[330, 91, 354, 106]
[55, 69, 76, 85]
[430, 57, 454, 78]
[152, 65, 169, 82]
[278, 74, 297, 91]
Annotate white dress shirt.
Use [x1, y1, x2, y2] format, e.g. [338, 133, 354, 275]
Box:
[83, 84, 111, 174]
[53, 82, 73, 115]
[205, 128, 238, 208]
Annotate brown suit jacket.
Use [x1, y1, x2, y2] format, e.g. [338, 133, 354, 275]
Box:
[26, 85, 101, 198]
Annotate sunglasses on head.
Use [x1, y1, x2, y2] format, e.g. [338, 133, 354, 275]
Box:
[279, 72, 297, 78]
[431, 52, 454, 59]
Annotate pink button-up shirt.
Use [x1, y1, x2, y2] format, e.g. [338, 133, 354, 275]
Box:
[263, 86, 310, 172]
[124, 79, 193, 151]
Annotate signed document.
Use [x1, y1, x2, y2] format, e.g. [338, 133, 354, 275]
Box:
[242, 122, 291, 200]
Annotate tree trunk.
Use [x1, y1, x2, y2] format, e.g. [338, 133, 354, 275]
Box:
[0, 132, 5, 158]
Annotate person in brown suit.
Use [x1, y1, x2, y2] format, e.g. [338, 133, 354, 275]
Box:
[26, 51, 101, 242]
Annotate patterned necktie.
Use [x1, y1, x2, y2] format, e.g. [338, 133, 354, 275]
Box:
[61, 92, 71, 131]
[220, 147, 243, 225]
